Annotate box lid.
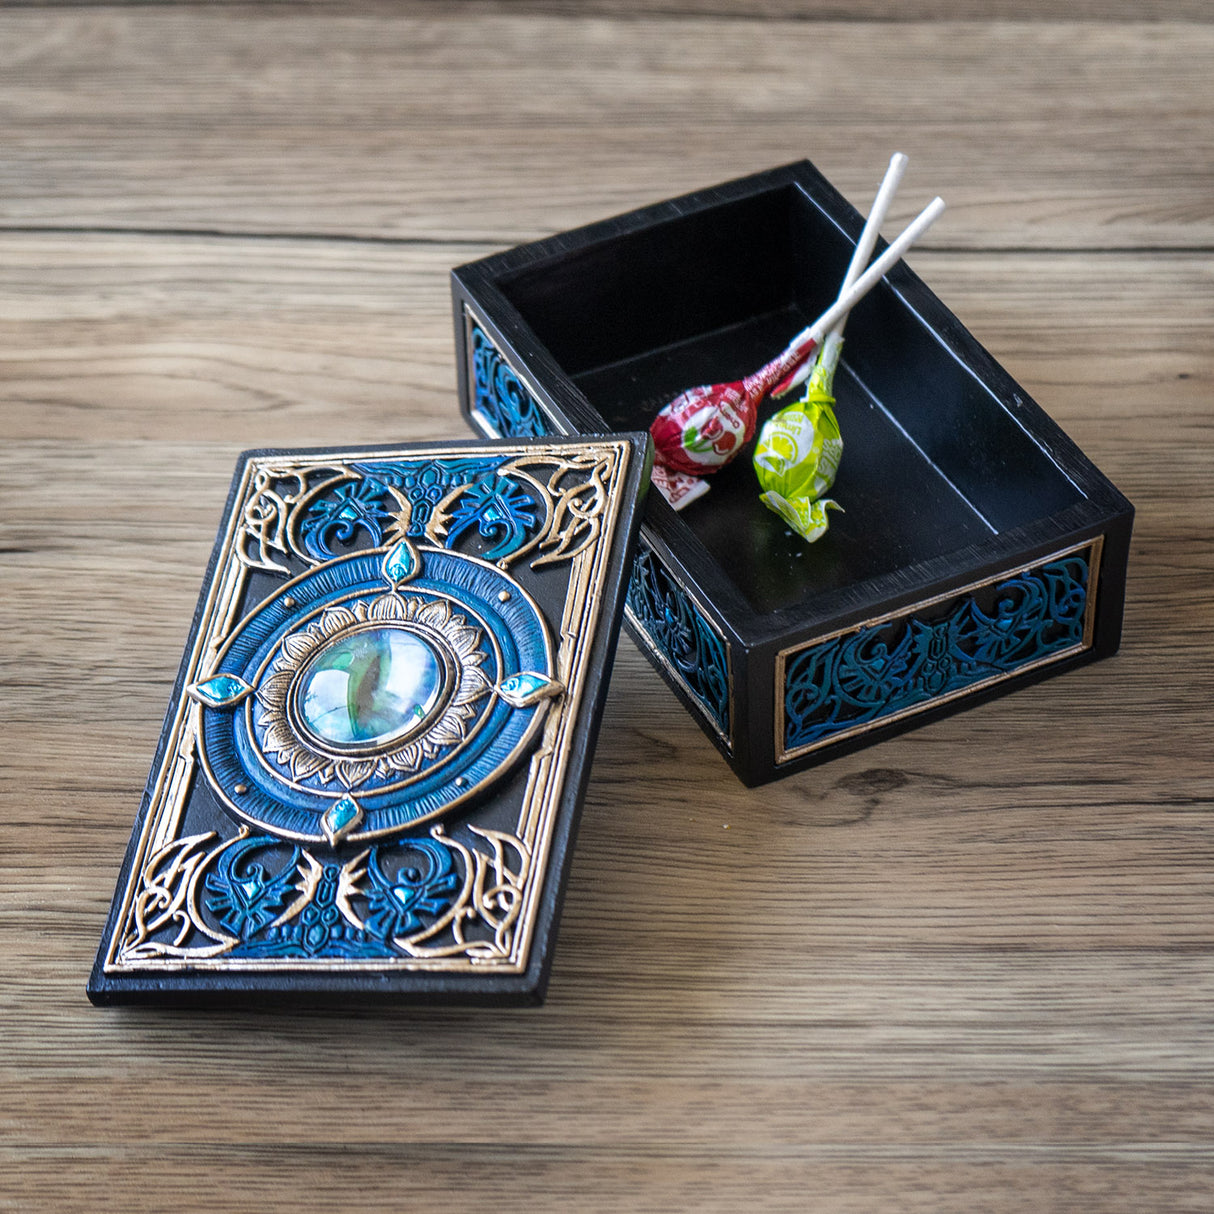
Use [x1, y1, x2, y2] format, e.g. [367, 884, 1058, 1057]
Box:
[88, 433, 651, 1006]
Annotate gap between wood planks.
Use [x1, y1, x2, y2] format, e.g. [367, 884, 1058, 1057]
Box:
[3, 0, 1213, 21]
[2, 224, 1212, 258]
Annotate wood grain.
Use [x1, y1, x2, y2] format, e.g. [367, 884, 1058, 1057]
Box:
[2, 4, 1213, 1211]
[13, 0, 1214, 18]
[1, 11, 1212, 249]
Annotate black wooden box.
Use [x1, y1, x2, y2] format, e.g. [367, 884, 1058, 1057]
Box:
[451, 161, 1133, 786]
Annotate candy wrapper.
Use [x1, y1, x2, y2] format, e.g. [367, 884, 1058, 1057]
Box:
[650, 461, 710, 509]
[649, 383, 759, 478]
[753, 354, 843, 543]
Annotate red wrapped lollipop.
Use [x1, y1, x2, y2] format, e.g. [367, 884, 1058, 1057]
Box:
[649, 192, 945, 509]
[649, 381, 759, 477]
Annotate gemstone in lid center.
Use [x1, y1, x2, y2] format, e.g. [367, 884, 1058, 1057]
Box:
[296, 626, 445, 750]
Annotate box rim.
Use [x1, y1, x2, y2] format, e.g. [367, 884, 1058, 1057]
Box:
[453, 159, 1133, 646]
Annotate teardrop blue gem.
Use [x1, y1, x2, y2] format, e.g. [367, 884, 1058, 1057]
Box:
[497, 672, 562, 708]
[188, 674, 253, 708]
[322, 795, 362, 845]
[382, 540, 419, 586]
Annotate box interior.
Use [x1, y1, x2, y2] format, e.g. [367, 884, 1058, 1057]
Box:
[497, 184, 1085, 616]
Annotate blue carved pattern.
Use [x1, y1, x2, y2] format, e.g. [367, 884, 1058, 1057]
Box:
[444, 474, 541, 561]
[298, 458, 546, 565]
[203, 835, 300, 940]
[469, 321, 552, 438]
[782, 551, 1092, 755]
[350, 457, 503, 538]
[626, 541, 730, 740]
[300, 479, 394, 561]
[201, 834, 463, 961]
[361, 838, 461, 942]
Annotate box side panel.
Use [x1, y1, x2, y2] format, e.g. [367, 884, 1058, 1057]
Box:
[623, 528, 743, 774]
[452, 271, 610, 441]
[1088, 506, 1133, 658]
[453, 292, 570, 438]
[772, 534, 1116, 774]
[452, 275, 750, 780]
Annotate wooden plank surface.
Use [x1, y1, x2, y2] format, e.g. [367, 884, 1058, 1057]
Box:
[2, 10, 1213, 249]
[2, 5, 1213, 1212]
[14, 0, 1214, 18]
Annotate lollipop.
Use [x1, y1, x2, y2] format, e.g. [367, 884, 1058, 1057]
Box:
[770, 151, 907, 403]
[753, 356, 845, 542]
[755, 157, 933, 543]
[650, 193, 945, 508]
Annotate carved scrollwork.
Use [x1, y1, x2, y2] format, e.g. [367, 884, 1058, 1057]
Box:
[399, 826, 531, 961]
[236, 465, 309, 575]
[117, 831, 236, 961]
[118, 822, 533, 965]
[782, 552, 1093, 754]
[468, 321, 552, 438]
[625, 541, 730, 739]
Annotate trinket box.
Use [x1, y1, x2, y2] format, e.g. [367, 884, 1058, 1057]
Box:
[451, 160, 1133, 786]
[89, 435, 649, 1005]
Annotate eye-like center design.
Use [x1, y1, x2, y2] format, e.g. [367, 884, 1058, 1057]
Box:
[289, 624, 453, 755]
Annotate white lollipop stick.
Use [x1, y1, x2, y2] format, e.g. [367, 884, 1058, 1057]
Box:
[838, 153, 908, 322]
[748, 195, 946, 398]
[824, 153, 908, 350]
[780, 152, 908, 395]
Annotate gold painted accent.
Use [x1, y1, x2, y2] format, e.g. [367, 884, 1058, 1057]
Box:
[105, 437, 632, 977]
[773, 536, 1107, 765]
[234, 783, 247, 795]
[258, 597, 482, 785]
[274, 852, 324, 929]
[116, 831, 237, 961]
[236, 464, 304, 575]
[498, 591, 511, 602]
[399, 825, 531, 960]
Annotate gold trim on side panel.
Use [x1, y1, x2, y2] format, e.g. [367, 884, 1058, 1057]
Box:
[774, 536, 1105, 765]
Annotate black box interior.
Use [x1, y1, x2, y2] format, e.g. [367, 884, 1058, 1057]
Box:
[495, 183, 1085, 615]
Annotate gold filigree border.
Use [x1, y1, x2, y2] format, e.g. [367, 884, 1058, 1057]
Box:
[104, 439, 631, 976]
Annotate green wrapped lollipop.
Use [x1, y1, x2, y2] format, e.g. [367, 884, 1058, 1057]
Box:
[752, 349, 843, 543]
[753, 153, 940, 544]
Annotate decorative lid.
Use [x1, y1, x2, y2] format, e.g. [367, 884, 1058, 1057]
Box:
[89, 434, 650, 1006]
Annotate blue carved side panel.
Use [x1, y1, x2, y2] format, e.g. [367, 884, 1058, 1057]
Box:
[781, 547, 1096, 759]
[468, 319, 553, 438]
[626, 538, 731, 744]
